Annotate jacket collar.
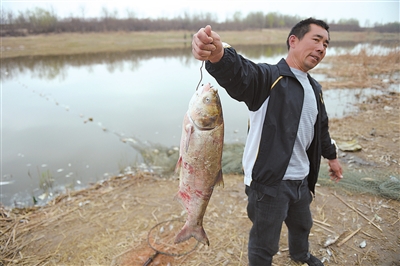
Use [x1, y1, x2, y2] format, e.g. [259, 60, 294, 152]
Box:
[277, 58, 322, 91]
[276, 58, 296, 78]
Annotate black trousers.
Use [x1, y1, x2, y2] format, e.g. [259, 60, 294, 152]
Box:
[245, 179, 313, 265]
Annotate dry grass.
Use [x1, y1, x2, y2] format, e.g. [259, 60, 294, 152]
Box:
[1, 30, 397, 58]
[315, 49, 400, 90]
[330, 31, 399, 44]
[1, 173, 163, 265]
[1, 31, 193, 58]
[1, 173, 399, 266]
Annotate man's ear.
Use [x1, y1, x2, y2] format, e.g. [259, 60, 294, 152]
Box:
[288, 35, 298, 49]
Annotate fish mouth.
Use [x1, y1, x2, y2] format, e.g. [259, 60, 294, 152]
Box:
[198, 83, 217, 94]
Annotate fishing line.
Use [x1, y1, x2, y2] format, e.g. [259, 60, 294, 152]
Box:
[195, 61, 205, 91]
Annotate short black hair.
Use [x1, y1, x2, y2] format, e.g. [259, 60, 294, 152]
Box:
[286, 17, 330, 50]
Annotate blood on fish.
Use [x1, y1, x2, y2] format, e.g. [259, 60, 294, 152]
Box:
[179, 191, 191, 201]
[194, 189, 203, 197]
[183, 162, 194, 174]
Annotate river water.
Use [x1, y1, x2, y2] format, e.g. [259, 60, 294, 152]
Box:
[1, 42, 398, 207]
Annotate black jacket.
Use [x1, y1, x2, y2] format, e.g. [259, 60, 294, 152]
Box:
[206, 47, 337, 195]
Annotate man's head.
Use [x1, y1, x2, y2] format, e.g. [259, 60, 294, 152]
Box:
[285, 18, 330, 72]
[286, 18, 330, 50]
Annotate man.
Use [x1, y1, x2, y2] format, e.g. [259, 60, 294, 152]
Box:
[192, 18, 343, 265]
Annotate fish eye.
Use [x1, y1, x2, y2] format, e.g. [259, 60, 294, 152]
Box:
[204, 97, 210, 103]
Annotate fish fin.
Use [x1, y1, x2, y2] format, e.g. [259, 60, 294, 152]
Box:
[185, 124, 193, 152]
[173, 192, 183, 206]
[175, 156, 182, 174]
[173, 189, 186, 205]
[215, 169, 224, 188]
[174, 223, 209, 246]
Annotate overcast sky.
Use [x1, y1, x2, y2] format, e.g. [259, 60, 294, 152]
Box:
[2, 0, 399, 26]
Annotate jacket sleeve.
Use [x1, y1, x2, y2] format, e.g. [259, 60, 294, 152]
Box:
[205, 47, 274, 111]
[319, 90, 338, 160]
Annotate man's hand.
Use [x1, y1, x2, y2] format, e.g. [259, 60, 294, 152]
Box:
[192, 25, 224, 63]
[328, 158, 343, 183]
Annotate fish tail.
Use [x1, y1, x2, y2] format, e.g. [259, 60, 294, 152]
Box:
[174, 223, 210, 246]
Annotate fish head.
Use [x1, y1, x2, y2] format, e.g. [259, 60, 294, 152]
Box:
[188, 83, 223, 130]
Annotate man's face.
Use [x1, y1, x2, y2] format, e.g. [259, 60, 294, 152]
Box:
[288, 24, 330, 72]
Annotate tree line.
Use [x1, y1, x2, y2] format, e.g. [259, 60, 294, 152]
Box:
[1, 7, 398, 36]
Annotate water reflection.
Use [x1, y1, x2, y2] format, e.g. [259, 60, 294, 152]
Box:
[1, 42, 397, 207]
[2, 40, 396, 81]
[1, 48, 192, 81]
[324, 88, 384, 117]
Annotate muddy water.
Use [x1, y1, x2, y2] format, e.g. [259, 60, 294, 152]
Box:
[1, 43, 397, 207]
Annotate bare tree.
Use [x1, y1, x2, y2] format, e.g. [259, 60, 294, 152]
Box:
[126, 8, 135, 19]
[79, 5, 86, 19]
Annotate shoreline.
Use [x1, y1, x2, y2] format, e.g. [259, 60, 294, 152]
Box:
[1, 30, 397, 59]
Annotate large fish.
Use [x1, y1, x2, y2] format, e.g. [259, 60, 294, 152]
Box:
[174, 83, 224, 246]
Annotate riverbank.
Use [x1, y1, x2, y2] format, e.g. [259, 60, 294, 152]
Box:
[1, 29, 399, 266]
[1, 30, 398, 58]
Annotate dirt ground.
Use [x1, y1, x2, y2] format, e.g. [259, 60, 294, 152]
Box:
[1, 171, 399, 266]
[1, 47, 399, 266]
